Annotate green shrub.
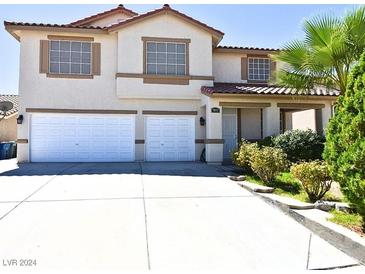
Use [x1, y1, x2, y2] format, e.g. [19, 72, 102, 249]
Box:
[324, 51, 365, 224]
[249, 146, 289, 185]
[291, 161, 332, 203]
[232, 139, 258, 171]
[272, 129, 325, 162]
[257, 136, 274, 147]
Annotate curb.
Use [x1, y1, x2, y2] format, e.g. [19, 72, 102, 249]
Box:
[237, 181, 275, 193]
[237, 182, 365, 265]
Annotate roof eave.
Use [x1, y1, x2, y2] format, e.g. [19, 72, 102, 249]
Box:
[4, 25, 20, 41]
[214, 47, 279, 55]
[203, 92, 338, 100]
[4, 23, 108, 40]
[70, 7, 138, 27]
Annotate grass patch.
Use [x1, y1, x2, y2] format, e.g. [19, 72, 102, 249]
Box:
[244, 171, 342, 203]
[328, 210, 364, 236]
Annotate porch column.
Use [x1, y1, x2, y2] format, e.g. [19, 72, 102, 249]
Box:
[320, 102, 333, 135]
[205, 99, 223, 164]
[262, 103, 280, 137]
[315, 109, 323, 135]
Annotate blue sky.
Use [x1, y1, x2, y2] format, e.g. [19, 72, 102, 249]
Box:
[0, 4, 357, 94]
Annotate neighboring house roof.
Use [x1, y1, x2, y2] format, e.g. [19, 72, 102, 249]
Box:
[69, 4, 138, 27]
[0, 94, 19, 117]
[201, 83, 340, 97]
[107, 4, 224, 44]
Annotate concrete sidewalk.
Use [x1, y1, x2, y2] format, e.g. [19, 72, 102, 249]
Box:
[0, 160, 363, 271]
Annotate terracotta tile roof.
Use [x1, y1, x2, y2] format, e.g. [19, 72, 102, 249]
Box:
[107, 4, 224, 37]
[216, 45, 279, 52]
[0, 94, 19, 117]
[69, 4, 138, 27]
[4, 21, 105, 30]
[201, 83, 339, 97]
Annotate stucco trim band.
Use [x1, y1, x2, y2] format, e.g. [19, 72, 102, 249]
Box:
[46, 74, 94, 79]
[195, 139, 224, 144]
[205, 139, 224, 144]
[219, 102, 271, 108]
[26, 108, 138, 114]
[116, 73, 214, 81]
[47, 35, 95, 41]
[142, 110, 198, 115]
[277, 103, 325, 109]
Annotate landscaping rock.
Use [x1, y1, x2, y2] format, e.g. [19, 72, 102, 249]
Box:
[228, 175, 246, 181]
[314, 200, 336, 212]
[335, 203, 352, 213]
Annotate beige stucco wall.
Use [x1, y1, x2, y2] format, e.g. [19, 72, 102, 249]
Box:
[213, 52, 247, 83]
[241, 108, 261, 140]
[116, 13, 213, 99]
[291, 109, 316, 131]
[0, 115, 17, 142]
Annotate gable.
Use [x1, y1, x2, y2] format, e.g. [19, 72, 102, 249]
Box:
[70, 4, 137, 27]
[108, 5, 224, 46]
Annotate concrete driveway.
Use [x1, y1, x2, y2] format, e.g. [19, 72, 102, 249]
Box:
[0, 160, 362, 271]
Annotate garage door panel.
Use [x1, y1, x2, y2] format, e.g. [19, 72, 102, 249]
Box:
[31, 114, 135, 162]
[146, 116, 195, 161]
[178, 151, 189, 160]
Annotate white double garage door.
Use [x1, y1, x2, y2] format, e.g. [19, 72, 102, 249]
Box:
[30, 113, 195, 162]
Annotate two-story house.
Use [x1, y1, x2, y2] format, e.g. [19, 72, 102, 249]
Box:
[5, 4, 338, 164]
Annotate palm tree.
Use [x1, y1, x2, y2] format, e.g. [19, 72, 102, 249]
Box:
[275, 6, 365, 94]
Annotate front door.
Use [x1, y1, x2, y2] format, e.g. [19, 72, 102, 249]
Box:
[222, 108, 237, 159]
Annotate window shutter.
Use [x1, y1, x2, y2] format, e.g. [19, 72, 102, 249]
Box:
[241, 57, 248, 80]
[270, 60, 277, 82]
[92, 43, 101, 76]
[39, 40, 49, 73]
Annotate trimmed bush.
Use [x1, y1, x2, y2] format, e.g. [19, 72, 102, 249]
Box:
[291, 161, 332, 203]
[249, 146, 289, 185]
[232, 140, 258, 172]
[272, 129, 325, 162]
[324, 51, 365, 222]
[257, 136, 274, 147]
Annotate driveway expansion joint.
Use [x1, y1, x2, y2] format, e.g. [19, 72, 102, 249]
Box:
[0, 163, 81, 221]
[139, 163, 151, 270]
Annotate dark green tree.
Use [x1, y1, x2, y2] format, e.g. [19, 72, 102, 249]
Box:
[323, 52, 365, 228]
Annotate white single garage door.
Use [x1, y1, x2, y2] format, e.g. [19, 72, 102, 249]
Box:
[146, 116, 195, 161]
[30, 113, 135, 162]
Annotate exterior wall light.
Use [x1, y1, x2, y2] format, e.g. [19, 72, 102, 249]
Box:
[200, 117, 205, 126]
[17, 115, 23, 124]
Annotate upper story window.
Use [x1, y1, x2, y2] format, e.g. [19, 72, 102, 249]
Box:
[248, 57, 270, 82]
[146, 41, 186, 76]
[49, 40, 92, 75]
